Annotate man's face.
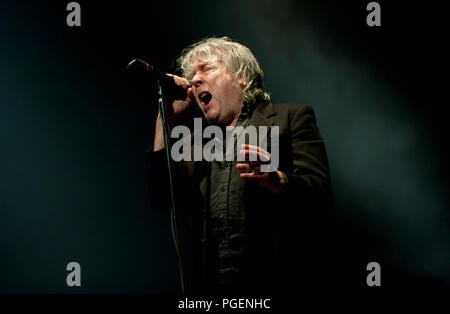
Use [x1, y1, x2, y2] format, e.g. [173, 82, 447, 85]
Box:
[190, 58, 245, 126]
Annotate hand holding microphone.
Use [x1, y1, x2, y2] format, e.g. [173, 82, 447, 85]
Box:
[163, 73, 195, 120]
[127, 59, 195, 151]
[127, 58, 195, 123]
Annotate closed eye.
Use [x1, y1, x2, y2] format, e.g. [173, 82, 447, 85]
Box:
[203, 64, 217, 73]
[190, 63, 217, 80]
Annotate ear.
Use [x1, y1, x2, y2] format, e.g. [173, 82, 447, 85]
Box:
[237, 77, 247, 89]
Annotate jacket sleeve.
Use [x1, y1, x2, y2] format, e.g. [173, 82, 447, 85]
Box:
[279, 104, 332, 207]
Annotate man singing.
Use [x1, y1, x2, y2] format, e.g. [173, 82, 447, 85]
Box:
[148, 36, 332, 295]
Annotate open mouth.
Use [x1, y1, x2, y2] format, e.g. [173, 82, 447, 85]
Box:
[198, 91, 212, 106]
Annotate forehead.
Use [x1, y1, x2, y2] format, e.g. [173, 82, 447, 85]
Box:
[184, 49, 231, 79]
[190, 48, 231, 68]
[192, 58, 222, 69]
[187, 58, 230, 80]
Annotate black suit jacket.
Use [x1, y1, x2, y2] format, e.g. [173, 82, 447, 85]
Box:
[147, 102, 332, 294]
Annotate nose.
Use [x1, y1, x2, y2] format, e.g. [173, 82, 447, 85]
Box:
[191, 73, 203, 88]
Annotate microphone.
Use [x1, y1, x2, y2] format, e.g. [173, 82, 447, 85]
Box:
[126, 58, 188, 100]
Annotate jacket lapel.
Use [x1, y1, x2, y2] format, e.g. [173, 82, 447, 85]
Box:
[248, 101, 276, 130]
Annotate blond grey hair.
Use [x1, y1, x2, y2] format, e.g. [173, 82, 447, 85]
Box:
[177, 36, 271, 107]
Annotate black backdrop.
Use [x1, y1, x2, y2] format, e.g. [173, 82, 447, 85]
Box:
[1, 0, 449, 295]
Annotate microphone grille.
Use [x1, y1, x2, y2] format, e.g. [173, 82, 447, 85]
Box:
[126, 58, 153, 72]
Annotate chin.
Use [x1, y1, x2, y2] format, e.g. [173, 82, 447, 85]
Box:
[206, 111, 219, 124]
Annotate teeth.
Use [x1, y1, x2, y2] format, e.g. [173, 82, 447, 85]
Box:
[199, 92, 212, 104]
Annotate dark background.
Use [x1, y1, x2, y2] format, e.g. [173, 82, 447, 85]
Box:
[0, 0, 449, 294]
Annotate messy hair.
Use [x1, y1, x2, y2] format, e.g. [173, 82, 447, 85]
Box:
[177, 36, 271, 107]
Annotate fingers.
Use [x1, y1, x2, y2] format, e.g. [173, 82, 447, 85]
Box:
[236, 163, 259, 172]
[166, 74, 191, 90]
[239, 144, 271, 163]
[241, 144, 269, 152]
[187, 87, 194, 99]
[236, 163, 252, 171]
[238, 145, 271, 179]
[239, 171, 269, 181]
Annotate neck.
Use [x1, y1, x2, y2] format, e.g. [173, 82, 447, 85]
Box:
[228, 110, 242, 127]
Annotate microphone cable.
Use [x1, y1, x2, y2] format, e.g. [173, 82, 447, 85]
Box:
[157, 79, 186, 295]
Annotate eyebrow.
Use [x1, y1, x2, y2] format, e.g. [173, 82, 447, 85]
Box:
[188, 62, 213, 79]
